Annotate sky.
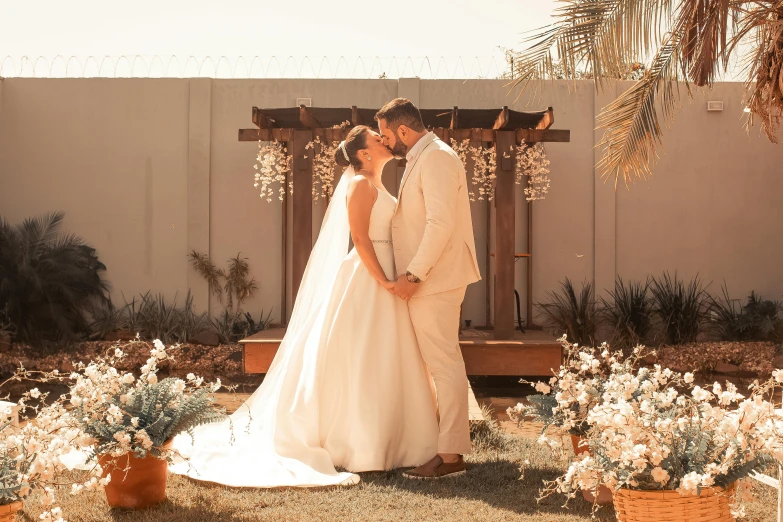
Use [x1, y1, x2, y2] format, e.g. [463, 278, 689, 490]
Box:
[1, 0, 558, 77]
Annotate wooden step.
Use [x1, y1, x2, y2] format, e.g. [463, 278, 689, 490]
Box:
[240, 328, 562, 376]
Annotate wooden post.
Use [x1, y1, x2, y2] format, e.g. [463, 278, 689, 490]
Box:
[281, 151, 288, 325]
[291, 129, 313, 301]
[527, 179, 534, 328]
[494, 131, 516, 340]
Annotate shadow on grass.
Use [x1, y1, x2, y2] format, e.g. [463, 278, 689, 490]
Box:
[358, 457, 615, 521]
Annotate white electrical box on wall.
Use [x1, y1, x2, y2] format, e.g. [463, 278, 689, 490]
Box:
[296, 97, 312, 107]
[707, 101, 724, 111]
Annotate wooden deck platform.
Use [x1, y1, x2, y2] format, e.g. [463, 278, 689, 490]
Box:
[240, 328, 562, 377]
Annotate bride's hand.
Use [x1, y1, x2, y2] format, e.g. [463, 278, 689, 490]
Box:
[381, 279, 396, 295]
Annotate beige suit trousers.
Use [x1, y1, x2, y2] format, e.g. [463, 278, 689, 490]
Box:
[407, 286, 471, 455]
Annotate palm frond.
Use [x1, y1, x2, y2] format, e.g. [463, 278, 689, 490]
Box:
[510, 0, 676, 89]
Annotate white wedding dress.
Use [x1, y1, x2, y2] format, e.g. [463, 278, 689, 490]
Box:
[169, 168, 439, 487]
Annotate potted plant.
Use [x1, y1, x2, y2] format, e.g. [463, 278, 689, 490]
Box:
[0, 372, 104, 522]
[542, 351, 782, 521]
[507, 336, 637, 504]
[68, 339, 225, 509]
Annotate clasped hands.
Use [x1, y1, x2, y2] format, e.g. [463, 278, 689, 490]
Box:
[382, 275, 419, 301]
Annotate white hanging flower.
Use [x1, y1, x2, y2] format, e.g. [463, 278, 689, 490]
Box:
[515, 141, 551, 201]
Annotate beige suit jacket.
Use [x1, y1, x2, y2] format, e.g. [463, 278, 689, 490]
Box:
[391, 133, 481, 297]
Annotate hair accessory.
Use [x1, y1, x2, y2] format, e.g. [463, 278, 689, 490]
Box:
[339, 141, 349, 162]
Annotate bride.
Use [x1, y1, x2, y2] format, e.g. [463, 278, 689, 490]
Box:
[169, 125, 439, 487]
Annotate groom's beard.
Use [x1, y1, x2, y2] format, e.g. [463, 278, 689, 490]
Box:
[388, 139, 408, 159]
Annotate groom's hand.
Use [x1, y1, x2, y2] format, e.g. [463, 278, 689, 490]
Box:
[394, 274, 419, 301]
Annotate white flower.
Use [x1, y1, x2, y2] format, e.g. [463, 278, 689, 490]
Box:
[146, 373, 158, 385]
[171, 379, 186, 394]
[684, 372, 694, 384]
[113, 431, 131, 446]
[186, 373, 196, 381]
[153, 339, 165, 351]
[134, 429, 154, 450]
[130, 417, 140, 428]
[534, 382, 552, 394]
[678, 472, 701, 495]
[114, 348, 124, 358]
[773, 369, 783, 383]
[651, 467, 670, 484]
[29, 388, 41, 399]
[121, 373, 135, 384]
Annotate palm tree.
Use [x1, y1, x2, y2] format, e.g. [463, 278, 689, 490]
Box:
[0, 211, 110, 346]
[510, 0, 783, 187]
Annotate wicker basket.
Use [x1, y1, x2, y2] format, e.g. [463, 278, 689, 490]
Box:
[613, 484, 736, 522]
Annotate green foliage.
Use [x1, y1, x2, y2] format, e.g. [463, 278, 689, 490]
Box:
[0, 449, 26, 504]
[469, 405, 512, 452]
[89, 290, 210, 345]
[537, 278, 597, 346]
[649, 272, 708, 345]
[709, 284, 782, 342]
[600, 277, 653, 349]
[0, 305, 15, 337]
[136, 292, 180, 345]
[176, 290, 210, 343]
[189, 251, 259, 344]
[75, 377, 224, 459]
[0, 211, 110, 347]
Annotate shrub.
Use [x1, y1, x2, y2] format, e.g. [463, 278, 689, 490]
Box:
[649, 272, 708, 345]
[709, 284, 782, 342]
[0, 211, 110, 347]
[599, 277, 653, 349]
[189, 251, 259, 344]
[537, 278, 597, 346]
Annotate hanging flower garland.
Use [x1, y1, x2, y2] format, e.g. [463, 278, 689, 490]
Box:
[450, 138, 497, 202]
[450, 139, 474, 200]
[515, 142, 551, 201]
[305, 136, 339, 203]
[469, 143, 497, 202]
[253, 141, 291, 202]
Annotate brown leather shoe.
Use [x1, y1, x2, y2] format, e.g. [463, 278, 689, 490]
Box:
[403, 455, 466, 480]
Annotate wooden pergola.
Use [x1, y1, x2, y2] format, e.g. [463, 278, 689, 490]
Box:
[238, 105, 570, 341]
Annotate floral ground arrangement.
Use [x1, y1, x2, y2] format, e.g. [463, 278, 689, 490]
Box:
[2, 339, 781, 522]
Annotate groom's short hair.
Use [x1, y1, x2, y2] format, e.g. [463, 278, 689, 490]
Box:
[375, 98, 425, 132]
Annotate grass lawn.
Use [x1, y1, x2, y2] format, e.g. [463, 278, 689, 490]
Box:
[17, 407, 778, 522]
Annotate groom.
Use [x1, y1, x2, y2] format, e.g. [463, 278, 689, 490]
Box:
[375, 99, 481, 479]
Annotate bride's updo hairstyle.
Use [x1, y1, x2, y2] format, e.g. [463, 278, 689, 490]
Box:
[334, 125, 371, 170]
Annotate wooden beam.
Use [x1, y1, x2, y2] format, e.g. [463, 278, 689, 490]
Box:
[291, 129, 314, 301]
[494, 130, 517, 340]
[493, 106, 509, 129]
[351, 105, 361, 126]
[536, 107, 555, 130]
[299, 105, 321, 128]
[239, 127, 570, 144]
[252, 107, 276, 129]
[450, 106, 459, 129]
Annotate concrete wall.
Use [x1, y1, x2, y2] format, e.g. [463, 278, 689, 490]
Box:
[1, 78, 781, 326]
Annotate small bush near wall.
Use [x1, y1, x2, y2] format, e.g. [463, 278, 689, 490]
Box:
[599, 277, 653, 350]
[536, 278, 597, 347]
[708, 284, 782, 343]
[0, 211, 110, 349]
[649, 272, 709, 346]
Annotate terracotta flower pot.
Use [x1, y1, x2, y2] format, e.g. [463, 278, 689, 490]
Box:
[570, 434, 614, 505]
[98, 442, 172, 509]
[0, 501, 23, 522]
